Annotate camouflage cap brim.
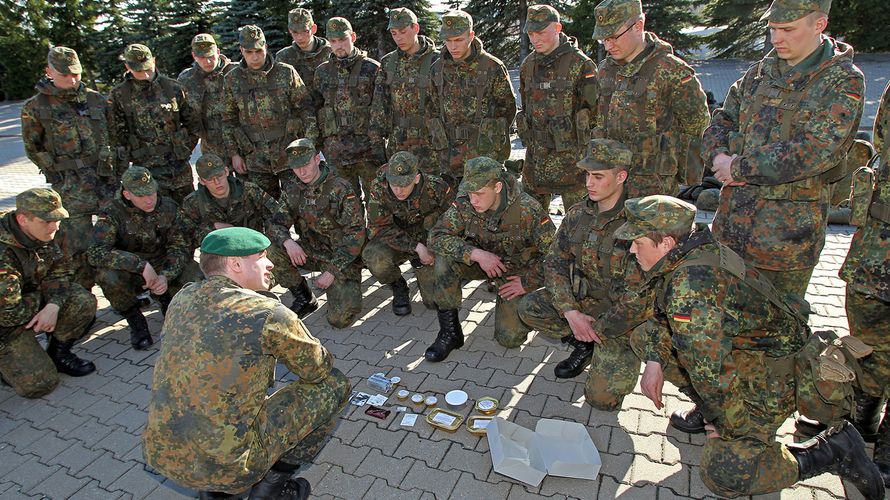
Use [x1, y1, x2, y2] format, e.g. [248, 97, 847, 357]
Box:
[125, 179, 158, 197]
[386, 172, 416, 187]
[612, 220, 651, 241]
[16, 187, 70, 221]
[759, 0, 831, 22]
[125, 58, 155, 72]
[192, 44, 217, 57]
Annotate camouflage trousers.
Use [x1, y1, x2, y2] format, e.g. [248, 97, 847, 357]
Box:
[518, 289, 642, 410]
[146, 159, 195, 205]
[625, 173, 680, 199]
[0, 285, 96, 398]
[57, 214, 96, 291]
[96, 260, 203, 312]
[522, 146, 587, 213]
[757, 266, 815, 302]
[279, 248, 362, 329]
[430, 258, 531, 348]
[845, 288, 890, 398]
[361, 240, 436, 308]
[199, 140, 231, 169]
[243, 141, 293, 199]
[331, 158, 380, 207]
[265, 244, 305, 290]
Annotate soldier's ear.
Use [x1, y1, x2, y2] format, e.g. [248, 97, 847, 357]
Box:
[310, 24, 318, 35]
[553, 22, 563, 34]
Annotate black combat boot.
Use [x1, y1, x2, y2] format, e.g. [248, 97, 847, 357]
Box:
[288, 281, 318, 319]
[669, 386, 706, 434]
[46, 337, 96, 377]
[249, 462, 309, 500]
[197, 492, 241, 500]
[390, 277, 411, 316]
[424, 309, 464, 362]
[852, 393, 886, 443]
[122, 305, 152, 350]
[794, 414, 828, 439]
[874, 410, 890, 487]
[554, 335, 595, 379]
[788, 421, 885, 500]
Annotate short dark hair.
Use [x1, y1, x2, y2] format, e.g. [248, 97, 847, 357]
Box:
[199, 252, 228, 276]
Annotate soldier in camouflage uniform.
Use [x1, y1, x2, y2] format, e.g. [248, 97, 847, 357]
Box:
[591, 0, 710, 198]
[21, 47, 117, 291]
[89, 167, 202, 350]
[429, 10, 516, 187]
[518, 140, 651, 411]
[0, 188, 96, 398]
[362, 151, 454, 316]
[276, 8, 332, 100]
[177, 33, 235, 163]
[224, 25, 318, 200]
[517, 4, 598, 212]
[109, 44, 199, 204]
[313, 17, 383, 202]
[370, 8, 440, 174]
[840, 81, 890, 486]
[616, 195, 884, 499]
[426, 157, 555, 361]
[702, 0, 864, 301]
[143, 227, 350, 499]
[269, 139, 367, 329]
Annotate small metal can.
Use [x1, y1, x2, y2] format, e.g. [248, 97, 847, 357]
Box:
[411, 393, 424, 405]
[425, 395, 438, 408]
[475, 397, 498, 415]
[396, 389, 410, 400]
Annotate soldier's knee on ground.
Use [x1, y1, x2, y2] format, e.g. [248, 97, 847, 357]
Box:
[583, 386, 625, 411]
[0, 329, 62, 399]
[95, 268, 143, 311]
[325, 280, 361, 329]
[494, 299, 531, 348]
[54, 284, 98, 342]
[516, 290, 565, 339]
[361, 242, 399, 283]
[10, 371, 60, 399]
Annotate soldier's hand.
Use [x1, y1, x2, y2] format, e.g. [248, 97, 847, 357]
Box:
[498, 275, 527, 300]
[704, 423, 721, 439]
[26, 303, 60, 333]
[564, 310, 602, 344]
[232, 155, 247, 175]
[470, 249, 507, 278]
[142, 263, 159, 289]
[213, 222, 234, 230]
[284, 240, 307, 267]
[415, 243, 435, 266]
[150, 275, 169, 296]
[640, 361, 665, 410]
[314, 271, 334, 290]
[711, 153, 741, 185]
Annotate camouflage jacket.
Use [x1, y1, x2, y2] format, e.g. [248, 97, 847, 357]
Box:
[370, 36, 440, 173]
[21, 78, 114, 215]
[0, 211, 73, 330]
[108, 72, 200, 168]
[429, 37, 517, 179]
[366, 170, 454, 254]
[594, 32, 710, 196]
[276, 36, 332, 99]
[517, 33, 597, 188]
[269, 163, 366, 280]
[223, 55, 318, 163]
[88, 191, 190, 279]
[637, 227, 807, 440]
[180, 177, 281, 250]
[313, 48, 382, 166]
[840, 82, 890, 302]
[544, 194, 650, 338]
[177, 54, 236, 153]
[428, 173, 555, 288]
[143, 275, 334, 491]
[703, 37, 865, 270]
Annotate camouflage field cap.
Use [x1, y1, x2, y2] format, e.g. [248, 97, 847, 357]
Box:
[577, 139, 633, 171]
[386, 151, 420, 187]
[122, 166, 158, 196]
[614, 195, 696, 240]
[388, 8, 418, 30]
[460, 156, 506, 192]
[191, 33, 217, 57]
[592, 0, 643, 40]
[48, 47, 82, 75]
[327, 17, 353, 39]
[201, 227, 271, 256]
[196, 153, 227, 179]
[760, 0, 831, 22]
[121, 44, 154, 71]
[286, 138, 317, 169]
[288, 8, 314, 31]
[16, 188, 69, 221]
[525, 4, 560, 33]
[440, 10, 473, 38]
[239, 25, 266, 49]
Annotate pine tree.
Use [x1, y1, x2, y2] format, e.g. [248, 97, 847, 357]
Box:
[336, 0, 440, 60]
[459, 0, 529, 66]
[828, 0, 890, 52]
[703, 0, 770, 58]
[0, 0, 50, 99]
[157, 0, 216, 77]
[90, 0, 129, 88]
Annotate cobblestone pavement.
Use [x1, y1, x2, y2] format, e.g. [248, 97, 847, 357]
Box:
[1, 58, 887, 499]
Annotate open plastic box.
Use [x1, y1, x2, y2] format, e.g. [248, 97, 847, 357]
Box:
[487, 417, 602, 487]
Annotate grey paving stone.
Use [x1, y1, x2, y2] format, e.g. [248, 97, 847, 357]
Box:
[106, 404, 148, 434]
[363, 477, 423, 500]
[95, 428, 141, 460]
[107, 464, 160, 499]
[0, 444, 32, 477]
[27, 468, 90, 499]
[354, 448, 415, 486]
[75, 451, 131, 488]
[2, 423, 44, 451]
[452, 471, 512, 498]
[440, 443, 492, 482]
[47, 440, 105, 475]
[315, 438, 371, 474]
[20, 431, 73, 464]
[81, 395, 129, 424]
[393, 432, 450, 469]
[61, 416, 115, 448]
[2, 455, 60, 491]
[313, 465, 374, 499]
[400, 460, 461, 496]
[0, 484, 40, 499]
[69, 480, 124, 500]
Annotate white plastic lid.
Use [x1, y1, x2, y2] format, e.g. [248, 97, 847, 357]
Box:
[445, 390, 468, 406]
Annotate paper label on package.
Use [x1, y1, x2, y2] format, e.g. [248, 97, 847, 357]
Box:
[401, 414, 418, 427]
[472, 419, 491, 430]
[432, 413, 457, 426]
[367, 394, 388, 406]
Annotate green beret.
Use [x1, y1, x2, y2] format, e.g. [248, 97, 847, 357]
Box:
[48, 46, 82, 75]
[285, 138, 317, 170]
[614, 195, 696, 240]
[525, 4, 560, 33]
[121, 44, 154, 72]
[121, 166, 158, 196]
[388, 8, 418, 30]
[200, 227, 271, 256]
[592, 0, 643, 40]
[460, 156, 506, 192]
[577, 138, 633, 171]
[440, 10, 473, 38]
[386, 151, 420, 187]
[760, 0, 831, 23]
[16, 187, 69, 221]
[196, 153, 226, 179]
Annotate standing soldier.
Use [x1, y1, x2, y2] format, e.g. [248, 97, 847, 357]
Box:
[276, 8, 332, 99]
[0, 188, 96, 398]
[314, 17, 383, 201]
[21, 47, 116, 291]
[370, 8, 440, 174]
[702, 0, 864, 301]
[362, 151, 454, 316]
[224, 25, 318, 200]
[840, 81, 890, 486]
[177, 33, 235, 163]
[109, 44, 199, 204]
[426, 157, 555, 361]
[591, 0, 710, 198]
[517, 4, 598, 212]
[89, 167, 201, 350]
[269, 139, 366, 329]
[429, 10, 516, 187]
